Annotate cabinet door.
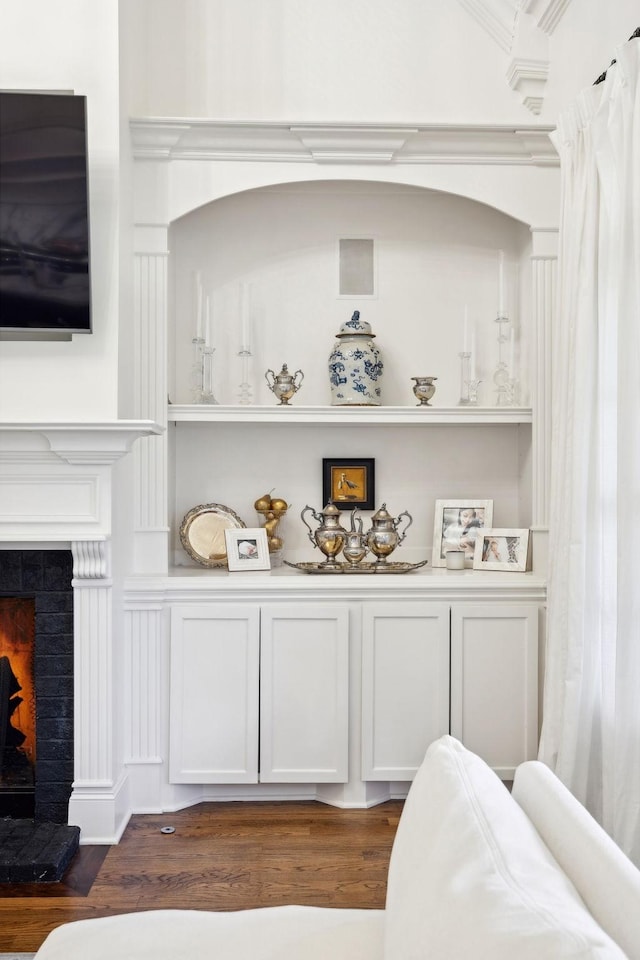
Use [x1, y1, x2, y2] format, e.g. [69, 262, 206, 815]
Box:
[361, 602, 450, 781]
[450, 603, 538, 779]
[259, 604, 349, 783]
[169, 604, 260, 783]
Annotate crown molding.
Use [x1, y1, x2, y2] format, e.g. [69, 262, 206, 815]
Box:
[130, 119, 558, 167]
[520, 0, 572, 35]
[456, 0, 518, 53]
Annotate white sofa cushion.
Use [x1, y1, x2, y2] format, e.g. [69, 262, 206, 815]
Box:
[384, 735, 627, 960]
[34, 905, 384, 960]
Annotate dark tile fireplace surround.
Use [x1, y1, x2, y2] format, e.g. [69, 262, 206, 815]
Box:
[0, 549, 74, 823]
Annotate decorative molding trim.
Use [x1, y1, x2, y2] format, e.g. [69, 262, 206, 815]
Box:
[125, 607, 165, 764]
[0, 422, 163, 465]
[506, 59, 550, 115]
[130, 119, 559, 167]
[456, 0, 517, 53]
[521, 0, 572, 35]
[72, 539, 111, 580]
[290, 126, 419, 163]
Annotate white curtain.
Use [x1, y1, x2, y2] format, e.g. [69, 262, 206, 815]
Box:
[539, 37, 640, 865]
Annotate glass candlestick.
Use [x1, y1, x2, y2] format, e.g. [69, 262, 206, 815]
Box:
[237, 346, 254, 405]
[466, 379, 482, 405]
[190, 337, 206, 403]
[200, 346, 219, 405]
[493, 316, 511, 406]
[458, 352, 471, 404]
[506, 377, 520, 406]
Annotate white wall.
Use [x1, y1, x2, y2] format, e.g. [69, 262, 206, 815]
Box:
[121, 0, 532, 123]
[0, 0, 121, 421]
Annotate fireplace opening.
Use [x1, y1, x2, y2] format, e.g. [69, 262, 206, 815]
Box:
[0, 597, 36, 818]
[0, 550, 75, 822]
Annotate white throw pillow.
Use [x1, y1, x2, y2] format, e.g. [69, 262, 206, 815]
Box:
[384, 735, 627, 960]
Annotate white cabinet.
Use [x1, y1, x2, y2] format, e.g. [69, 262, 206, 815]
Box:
[169, 604, 260, 783]
[450, 603, 539, 779]
[361, 602, 450, 780]
[260, 605, 349, 783]
[169, 602, 350, 785]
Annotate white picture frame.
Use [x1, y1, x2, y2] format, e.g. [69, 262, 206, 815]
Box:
[432, 499, 494, 568]
[224, 527, 271, 571]
[472, 528, 530, 572]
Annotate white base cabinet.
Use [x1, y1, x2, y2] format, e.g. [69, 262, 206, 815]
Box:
[361, 602, 450, 781]
[136, 576, 545, 807]
[450, 603, 539, 779]
[169, 603, 350, 785]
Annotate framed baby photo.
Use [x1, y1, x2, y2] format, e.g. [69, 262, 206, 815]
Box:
[322, 457, 375, 511]
[473, 528, 530, 572]
[432, 499, 493, 568]
[224, 528, 271, 572]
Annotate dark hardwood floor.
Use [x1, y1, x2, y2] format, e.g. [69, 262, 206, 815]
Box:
[0, 800, 403, 953]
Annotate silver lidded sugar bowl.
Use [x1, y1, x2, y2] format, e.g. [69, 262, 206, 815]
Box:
[367, 503, 413, 564]
[300, 501, 347, 568]
[265, 363, 304, 405]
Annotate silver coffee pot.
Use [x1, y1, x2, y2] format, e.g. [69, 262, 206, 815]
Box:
[367, 503, 413, 564]
[300, 501, 347, 568]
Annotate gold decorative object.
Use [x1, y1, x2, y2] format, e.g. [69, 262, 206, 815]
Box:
[254, 490, 288, 565]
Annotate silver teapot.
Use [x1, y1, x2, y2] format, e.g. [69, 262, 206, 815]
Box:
[367, 503, 413, 564]
[342, 509, 369, 566]
[301, 501, 347, 567]
[265, 363, 304, 405]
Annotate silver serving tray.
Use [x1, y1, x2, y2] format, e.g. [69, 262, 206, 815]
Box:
[283, 559, 429, 575]
[179, 502, 246, 568]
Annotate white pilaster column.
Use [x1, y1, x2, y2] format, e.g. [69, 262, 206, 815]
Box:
[68, 540, 129, 842]
[133, 225, 169, 573]
[530, 228, 558, 572]
[124, 604, 167, 812]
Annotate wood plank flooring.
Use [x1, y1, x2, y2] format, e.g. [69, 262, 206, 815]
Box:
[0, 800, 403, 954]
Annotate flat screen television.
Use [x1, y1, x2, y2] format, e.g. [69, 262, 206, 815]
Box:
[0, 91, 91, 334]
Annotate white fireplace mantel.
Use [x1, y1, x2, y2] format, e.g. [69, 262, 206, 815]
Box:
[0, 420, 163, 543]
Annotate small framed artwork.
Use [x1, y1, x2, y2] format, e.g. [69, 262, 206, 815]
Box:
[224, 528, 271, 572]
[432, 499, 493, 568]
[473, 528, 530, 572]
[322, 457, 375, 511]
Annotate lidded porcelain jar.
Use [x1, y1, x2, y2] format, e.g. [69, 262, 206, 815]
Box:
[328, 310, 383, 406]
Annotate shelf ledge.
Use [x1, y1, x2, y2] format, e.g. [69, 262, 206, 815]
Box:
[167, 404, 532, 425]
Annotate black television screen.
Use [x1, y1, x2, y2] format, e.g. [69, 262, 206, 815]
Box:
[0, 91, 91, 334]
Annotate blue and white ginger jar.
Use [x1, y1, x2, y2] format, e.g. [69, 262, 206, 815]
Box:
[328, 310, 383, 406]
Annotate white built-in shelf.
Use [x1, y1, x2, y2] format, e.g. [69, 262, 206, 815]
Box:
[167, 404, 532, 425]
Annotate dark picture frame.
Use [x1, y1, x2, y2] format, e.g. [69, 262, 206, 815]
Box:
[322, 457, 375, 511]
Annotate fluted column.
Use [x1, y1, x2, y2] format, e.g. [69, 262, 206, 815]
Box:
[68, 540, 129, 841]
[133, 226, 169, 573]
[530, 228, 558, 562]
[124, 604, 166, 811]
